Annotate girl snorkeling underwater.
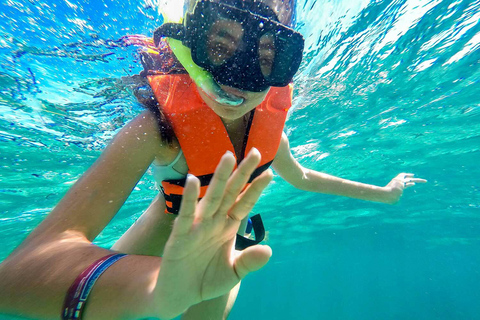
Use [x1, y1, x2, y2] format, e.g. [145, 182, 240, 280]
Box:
[114, 0, 426, 318]
[0, 0, 427, 319]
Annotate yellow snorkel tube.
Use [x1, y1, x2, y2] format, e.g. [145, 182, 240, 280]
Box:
[159, 2, 244, 106]
[166, 38, 244, 106]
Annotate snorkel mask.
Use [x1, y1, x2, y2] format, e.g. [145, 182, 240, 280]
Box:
[155, 0, 304, 103]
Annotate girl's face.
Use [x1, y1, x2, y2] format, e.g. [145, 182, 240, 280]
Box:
[198, 84, 270, 121]
[196, 17, 273, 121]
[189, 0, 295, 120]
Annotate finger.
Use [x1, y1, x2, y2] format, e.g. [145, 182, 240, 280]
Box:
[410, 178, 427, 183]
[233, 245, 272, 280]
[404, 178, 427, 188]
[216, 148, 261, 215]
[398, 173, 427, 183]
[228, 169, 273, 222]
[394, 173, 408, 180]
[173, 174, 200, 236]
[197, 152, 236, 219]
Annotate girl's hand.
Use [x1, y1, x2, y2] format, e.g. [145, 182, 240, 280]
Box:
[384, 173, 427, 204]
[154, 148, 273, 319]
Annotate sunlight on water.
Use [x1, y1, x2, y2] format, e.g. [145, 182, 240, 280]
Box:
[1, 0, 479, 251]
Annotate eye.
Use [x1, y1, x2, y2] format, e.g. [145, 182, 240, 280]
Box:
[258, 33, 275, 77]
[206, 20, 244, 65]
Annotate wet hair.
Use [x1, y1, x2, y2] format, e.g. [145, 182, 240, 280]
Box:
[131, 74, 175, 145]
[184, 0, 297, 27]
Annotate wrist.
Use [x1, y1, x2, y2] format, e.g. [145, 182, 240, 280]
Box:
[380, 186, 400, 205]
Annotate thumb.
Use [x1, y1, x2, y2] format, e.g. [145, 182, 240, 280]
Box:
[233, 245, 272, 280]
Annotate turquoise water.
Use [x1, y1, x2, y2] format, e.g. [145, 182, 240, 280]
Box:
[1, 0, 479, 319]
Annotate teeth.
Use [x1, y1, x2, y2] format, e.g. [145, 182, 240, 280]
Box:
[197, 76, 244, 106]
[210, 86, 244, 106]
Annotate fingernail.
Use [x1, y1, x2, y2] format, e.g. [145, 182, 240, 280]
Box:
[225, 150, 234, 156]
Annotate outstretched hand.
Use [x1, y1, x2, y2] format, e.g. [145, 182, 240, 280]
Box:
[154, 148, 273, 318]
[384, 173, 427, 204]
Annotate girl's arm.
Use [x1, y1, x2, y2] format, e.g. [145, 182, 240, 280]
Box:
[0, 111, 166, 318]
[27, 110, 166, 243]
[0, 117, 272, 320]
[272, 133, 426, 204]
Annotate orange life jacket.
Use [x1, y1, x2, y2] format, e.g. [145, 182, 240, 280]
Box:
[147, 74, 292, 214]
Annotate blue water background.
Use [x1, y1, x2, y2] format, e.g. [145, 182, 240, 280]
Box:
[1, 0, 479, 319]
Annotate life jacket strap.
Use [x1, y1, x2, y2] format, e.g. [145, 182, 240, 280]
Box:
[161, 160, 274, 215]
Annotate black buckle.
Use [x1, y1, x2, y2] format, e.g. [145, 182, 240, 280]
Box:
[235, 214, 266, 251]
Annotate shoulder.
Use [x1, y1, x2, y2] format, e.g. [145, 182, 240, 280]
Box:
[126, 111, 179, 158]
[277, 132, 290, 152]
[133, 111, 183, 165]
[272, 132, 293, 166]
[129, 110, 161, 137]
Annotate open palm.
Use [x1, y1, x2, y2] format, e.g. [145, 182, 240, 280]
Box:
[155, 149, 273, 318]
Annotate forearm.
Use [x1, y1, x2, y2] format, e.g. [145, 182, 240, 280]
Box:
[272, 134, 396, 204]
[112, 194, 175, 256]
[296, 168, 392, 203]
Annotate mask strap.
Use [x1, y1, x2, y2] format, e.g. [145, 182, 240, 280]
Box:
[153, 23, 185, 45]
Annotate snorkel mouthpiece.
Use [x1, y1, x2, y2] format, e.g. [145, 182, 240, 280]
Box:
[154, 26, 244, 106]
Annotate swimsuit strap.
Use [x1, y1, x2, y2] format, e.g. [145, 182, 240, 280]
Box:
[167, 149, 184, 170]
[62, 253, 127, 320]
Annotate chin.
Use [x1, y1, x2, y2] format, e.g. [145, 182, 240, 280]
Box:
[215, 107, 247, 120]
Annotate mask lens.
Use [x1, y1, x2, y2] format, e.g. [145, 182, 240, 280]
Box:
[206, 19, 244, 66]
[188, 0, 304, 91]
[258, 32, 275, 77]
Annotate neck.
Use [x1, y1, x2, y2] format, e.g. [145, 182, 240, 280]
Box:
[222, 112, 251, 131]
[222, 117, 242, 127]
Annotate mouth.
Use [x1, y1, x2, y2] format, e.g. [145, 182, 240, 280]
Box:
[214, 89, 245, 107]
[220, 86, 247, 100]
[196, 78, 245, 107]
